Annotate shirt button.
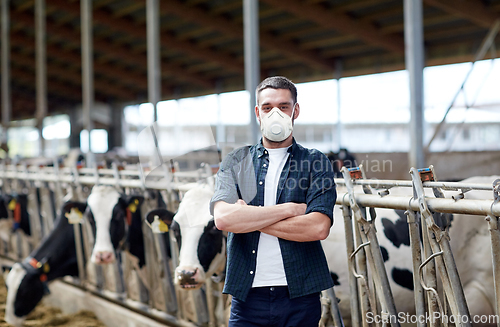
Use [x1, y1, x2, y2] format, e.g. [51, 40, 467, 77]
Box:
[250, 271, 254, 275]
[252, 250, 256, 254]
[263, 164, 267, 167]
[259, 181, 263, 185]
[270, 287, 275, 291]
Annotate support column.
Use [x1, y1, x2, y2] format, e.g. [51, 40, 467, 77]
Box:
[243, 0, 260, 144]
[68, 108, 81, 149]
[81, 0, 94, 165]
[147, 0, 161, 122]
[335, 59, 342, 152]
[404, 0, 425, 168]
[36, 0, 47, 157]
[215, 79, 225, 147]
[1, 0, 11, 150]
[108, 105, 123, 150]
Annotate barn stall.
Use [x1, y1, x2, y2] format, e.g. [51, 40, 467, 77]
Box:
[0, 160, 498, 327]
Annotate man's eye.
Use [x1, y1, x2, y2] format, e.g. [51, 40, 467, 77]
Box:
[280, 106, 289, 110]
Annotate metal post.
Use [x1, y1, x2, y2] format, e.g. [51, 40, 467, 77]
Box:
[1, 0, 11, 147]
[35, 0, 47, 157]
[216, 80, 225, 147]
[147, 0, 161, 122]
[404, 0, 425, 169]
[342, 167, 401, 327]
[421, 217, 440, 327]
[335, 60, 342, 151]
[81, 0, 95, 166]
[410, 168, 471, 326]
[406, 209, 427, 327]
[487, 214, 500, 327]
[243, 0, 260, 144]
[342, 203, 361, 327]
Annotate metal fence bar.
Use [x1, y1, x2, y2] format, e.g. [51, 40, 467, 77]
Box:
[335, 179, 493, 192]
[336, 193, 500, 217]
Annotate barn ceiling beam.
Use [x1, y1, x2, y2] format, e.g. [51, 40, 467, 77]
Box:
[423, 0, 499, 29]
[12, 55, 134, 100]
[12, 67, 81, 101]
[10, 32, 148, 91]
[47, 0, 242, 75]
[154, 0, 334, 70]
[260, 0, 405, 54]
[11, 9, 213, 91]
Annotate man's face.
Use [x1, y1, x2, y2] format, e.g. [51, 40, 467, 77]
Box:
[256, 88, 297, 123]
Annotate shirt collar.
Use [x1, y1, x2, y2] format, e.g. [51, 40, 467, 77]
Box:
[256, 138, 297, 158]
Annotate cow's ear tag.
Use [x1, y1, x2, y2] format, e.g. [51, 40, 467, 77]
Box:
[8, 199, 16, 211]
[43, 263, 50, 274]
[128, 199, 139, 213]
[148, 215, 169, 234]
[65, 207, 83, 224]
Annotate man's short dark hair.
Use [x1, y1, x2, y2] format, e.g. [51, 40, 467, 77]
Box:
[256, 76, 297, 105]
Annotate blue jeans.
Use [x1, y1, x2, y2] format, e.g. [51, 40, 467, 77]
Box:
[228, 286, 321, 327]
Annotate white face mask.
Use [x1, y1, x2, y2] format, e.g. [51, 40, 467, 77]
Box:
[259, 104, 295, 142]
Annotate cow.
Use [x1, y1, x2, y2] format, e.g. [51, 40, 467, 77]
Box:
[145, 183, 225, 290]
[322, 175, 499, 326]
[4, 201, 87, 327]
[0, 194, 12, 242]
[3, 185, 148, 327]
[88, 183, 225, 290]
[85, 185, 146, 266]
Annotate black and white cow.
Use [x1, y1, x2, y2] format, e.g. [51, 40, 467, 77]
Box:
[85, 185, 146, 266]
[4, 201, 87, 327]
[0, 194, 12, 242]
[88, 183, 225, 291]
[4, 185, 148, 326]
[323, 175, 499, 325]
[146, 183, 225, 290]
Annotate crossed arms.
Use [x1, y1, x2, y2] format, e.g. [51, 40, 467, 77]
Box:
[213, 200, 331, 242]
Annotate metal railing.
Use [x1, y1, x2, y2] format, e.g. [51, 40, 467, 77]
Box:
[1, 161, 499, 327]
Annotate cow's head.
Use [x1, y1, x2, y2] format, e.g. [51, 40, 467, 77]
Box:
[4, 193, 30, 236]
[86, 185, 144, 264]
[0, 194, 12, 242]
[5, 262, 46, 326]
[146, 185, 224, 290]
[5, 201, 87, 326]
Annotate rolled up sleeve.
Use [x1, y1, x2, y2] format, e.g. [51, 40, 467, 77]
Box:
[305, 153, 337, 224]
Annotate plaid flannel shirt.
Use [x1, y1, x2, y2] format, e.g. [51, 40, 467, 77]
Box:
[210, 138, 337, 301]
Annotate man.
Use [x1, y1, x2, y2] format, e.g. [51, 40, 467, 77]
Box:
[210, 76, 336, 327]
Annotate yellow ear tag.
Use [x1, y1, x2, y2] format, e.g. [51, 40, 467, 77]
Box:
[8, 199, 16, 211]
[150, 215, 169, 234]
[65, 208, 83, 224]
[43, 263, 50, 274]
[128, 200, 138, 213]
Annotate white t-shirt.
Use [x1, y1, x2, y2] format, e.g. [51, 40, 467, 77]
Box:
[252, 146, 290, 287]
